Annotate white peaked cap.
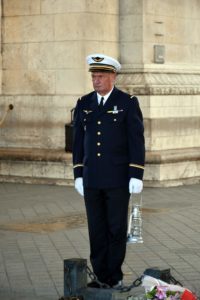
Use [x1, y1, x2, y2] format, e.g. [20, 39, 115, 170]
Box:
[86, 53, 121, 72]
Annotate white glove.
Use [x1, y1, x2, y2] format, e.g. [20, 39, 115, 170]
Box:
[129, 178, 143, 194]
[74, 177, 84, 196]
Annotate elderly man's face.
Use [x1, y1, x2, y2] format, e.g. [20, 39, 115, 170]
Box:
[91, 72, 116, 95]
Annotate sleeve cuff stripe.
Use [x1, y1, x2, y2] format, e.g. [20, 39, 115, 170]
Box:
[129, 164, 144, 170]
[73, 164, 84, 169]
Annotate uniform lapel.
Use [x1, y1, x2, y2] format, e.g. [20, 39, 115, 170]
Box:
[89, 92, 99, 112]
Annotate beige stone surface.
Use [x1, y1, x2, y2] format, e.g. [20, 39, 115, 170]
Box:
[55, 13, 118, 42]
[139, 95, 200, 119]
[0, 71, 2, 94]
[3, 70, 56, 94]
[41, 0, 85, 14]
[56, 70, 85, 95]
[119, 1, 143, 65]
[1, 0, 200, 186]
[144, 160, 200, 182]
[0, 160, 73, 182]
[3, 15, 54, 43]
[3, 0, 40, 16]
[41, 0, 118, 14]
[0, 95, 75, 149]
[150, 135, 200, 151]
[0, 149, 73, 185]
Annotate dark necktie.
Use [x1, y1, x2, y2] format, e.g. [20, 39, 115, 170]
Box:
[99, 97, 104, 111]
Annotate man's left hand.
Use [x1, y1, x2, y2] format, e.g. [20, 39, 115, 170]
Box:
[129, 178, 143, 194]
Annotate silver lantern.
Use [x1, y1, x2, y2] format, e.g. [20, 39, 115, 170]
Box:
[127, 194, 143, 244]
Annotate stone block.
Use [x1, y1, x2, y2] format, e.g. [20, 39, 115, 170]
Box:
[0, 95, 74, 149]
[3, 44, 28, 69]
[9, 161, 33, 177]
[144, 147, 200, 185]
[147, 95, 200, 118]
[84, 14, 118, 42]
[41, 0, 85, 14]
[159, 160, 200, 181]
[120, 42, 143, 64]
[27, 41, 84, 70]
[120, 0, 142, 15]
[145, 160, 200, 184]
[3, 15, 54, 43]
[55, 13, 84, 41]
[85, 0, 118, 14]
[120, 15, 142, 42]
[152, 117, 200, 137]
[42, 0, 119, 14]
[0, 161, 10, 176]
[32, 162, 65, 179]
[0, 71, 2, 94]
[64, 164, 73, 180]
[144, 113, 200, 150]
[150, 135, 200, 151]
[56, 70, 85, 95]
[3, 0, 40, 16]
[55, 13, 118, 42]
[143, 163, 160, 182]
[149, 106, 200, 119]
[144, 0, 176, 17]
[85, 41, 119, 61]
[3, 70, 56, 95]
[175, 0, 200, 19]
[0, 148, 73, 185]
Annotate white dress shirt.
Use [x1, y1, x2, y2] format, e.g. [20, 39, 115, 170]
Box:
[97, 88, 114, 105]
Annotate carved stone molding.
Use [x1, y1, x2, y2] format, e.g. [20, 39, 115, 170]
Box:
[116, 72, 200, 95]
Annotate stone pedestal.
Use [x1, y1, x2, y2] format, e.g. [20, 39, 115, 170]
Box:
[116, 70, 200, 186]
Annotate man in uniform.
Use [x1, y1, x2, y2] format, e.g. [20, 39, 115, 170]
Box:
[72, 54, 145, 288]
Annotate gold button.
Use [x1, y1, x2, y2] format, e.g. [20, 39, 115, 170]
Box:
[114, 119, 117, 122]
[97, 121, 101, 125]
[97, 131, 101, 135]
[84, 118, 86, 121]
[97, 142, 101, 146]
[97, 153, 101, 157]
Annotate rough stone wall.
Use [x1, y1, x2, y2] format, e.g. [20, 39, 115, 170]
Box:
[0, 0, 119, 150]
[0, 0, 199, 186]
[117, 0, 200, 184]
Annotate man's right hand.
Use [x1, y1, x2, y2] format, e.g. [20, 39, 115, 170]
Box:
[75, 177, 84, 196]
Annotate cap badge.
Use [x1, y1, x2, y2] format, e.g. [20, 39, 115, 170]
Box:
[92, 57, 104, 62]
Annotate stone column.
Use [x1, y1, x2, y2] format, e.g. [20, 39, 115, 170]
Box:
[117, 0, 200, 186]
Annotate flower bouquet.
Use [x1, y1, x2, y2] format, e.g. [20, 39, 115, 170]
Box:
[142, 275, 197, 300]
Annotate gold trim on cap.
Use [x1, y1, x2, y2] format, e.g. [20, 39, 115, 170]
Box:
[89, 64, 116, 72]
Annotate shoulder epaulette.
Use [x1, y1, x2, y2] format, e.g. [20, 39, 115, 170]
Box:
[130, 95, 136, 99]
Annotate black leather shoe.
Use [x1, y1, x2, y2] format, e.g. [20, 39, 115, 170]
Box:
[87, 281, 101, 288]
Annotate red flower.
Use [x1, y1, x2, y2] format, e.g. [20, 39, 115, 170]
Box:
[181, 290, 197, 300]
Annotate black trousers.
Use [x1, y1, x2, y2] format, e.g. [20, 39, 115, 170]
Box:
[84, 187, 130, 286]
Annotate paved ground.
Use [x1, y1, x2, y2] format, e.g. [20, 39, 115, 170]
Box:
[0, 182, 200, 299]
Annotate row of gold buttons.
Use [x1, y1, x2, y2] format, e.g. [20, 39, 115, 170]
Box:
[97, 120, 101, 157]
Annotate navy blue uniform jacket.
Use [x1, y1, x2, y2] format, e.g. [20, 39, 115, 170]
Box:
[73, 87, 145, 189]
